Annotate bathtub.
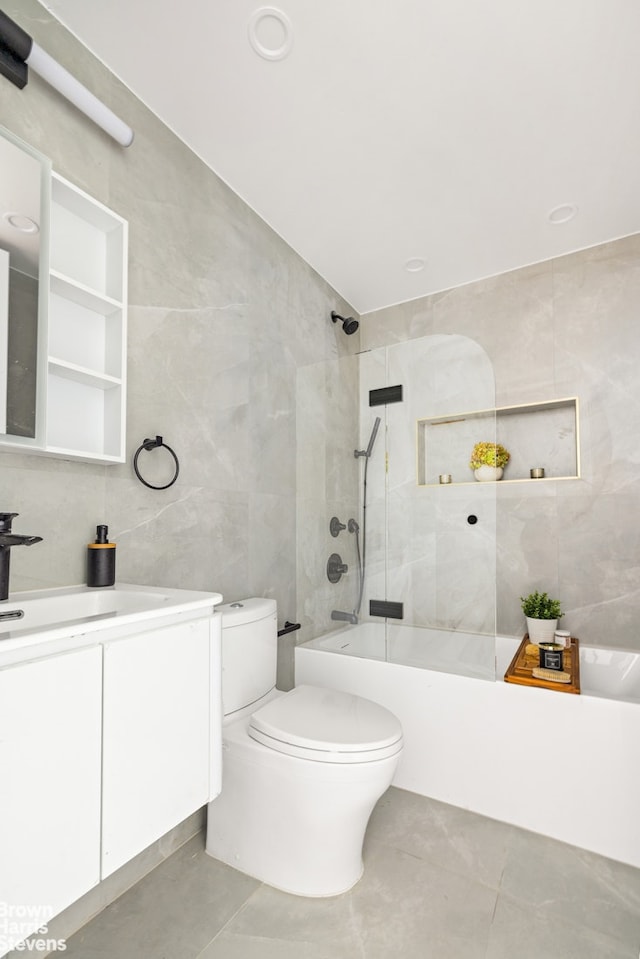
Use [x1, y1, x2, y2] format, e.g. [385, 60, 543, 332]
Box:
[296, 623, 640, 869]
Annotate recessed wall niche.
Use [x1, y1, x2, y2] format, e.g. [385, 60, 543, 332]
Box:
[417, 397, 580, 487]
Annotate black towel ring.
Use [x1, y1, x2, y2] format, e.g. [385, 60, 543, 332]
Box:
[133, 436, 180, 490]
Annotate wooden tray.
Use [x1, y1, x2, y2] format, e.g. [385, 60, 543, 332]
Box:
[504, 635, 580, 694]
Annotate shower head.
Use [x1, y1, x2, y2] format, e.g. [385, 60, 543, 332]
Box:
[331, 310, 359, 335]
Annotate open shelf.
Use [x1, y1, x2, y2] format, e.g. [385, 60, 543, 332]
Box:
[46, 373, 123, 460]
[50, 270, 122, 314]
[417, 397, 580, 487]
[45, 173, 128, 463]
[50, 176, 126, 300]
[48, 357, 122, 390]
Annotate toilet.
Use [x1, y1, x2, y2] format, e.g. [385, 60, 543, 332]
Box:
[205, 597, 403, 897]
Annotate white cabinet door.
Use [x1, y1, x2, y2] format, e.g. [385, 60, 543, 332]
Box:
[0, 646, 102, 956]
[101, 618, 211, 877]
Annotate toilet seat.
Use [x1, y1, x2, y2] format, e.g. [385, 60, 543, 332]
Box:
[248, 684, 403, 763]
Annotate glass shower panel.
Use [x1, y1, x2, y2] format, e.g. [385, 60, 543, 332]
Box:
[359, 334, 498, 681]
[296, 351, 360, 638]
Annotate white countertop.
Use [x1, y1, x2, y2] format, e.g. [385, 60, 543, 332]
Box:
[0, 582, 223, 666]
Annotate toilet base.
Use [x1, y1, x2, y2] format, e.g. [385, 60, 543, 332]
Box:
[205, 715, 400, 897]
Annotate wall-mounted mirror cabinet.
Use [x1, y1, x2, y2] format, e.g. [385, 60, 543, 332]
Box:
[0, 125, 128, 464]
[0, 127, 49, 449]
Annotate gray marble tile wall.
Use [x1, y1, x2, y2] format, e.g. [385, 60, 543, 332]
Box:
[361, 237, 640, 650]
[0, 1, 360, 652]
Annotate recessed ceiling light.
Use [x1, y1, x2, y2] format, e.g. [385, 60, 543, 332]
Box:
[2, 212, 39, 234]
[405, 257, 426, 272]
[548, 204, 578, 225]
[248, 7, 293, 61]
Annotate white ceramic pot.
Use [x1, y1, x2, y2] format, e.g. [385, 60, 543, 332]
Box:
[474, 465, 503, 482]
[526, 616, 558, 643]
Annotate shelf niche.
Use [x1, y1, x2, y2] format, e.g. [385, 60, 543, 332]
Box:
[417, 397, 580, 487]
[46, 173, 127, 463]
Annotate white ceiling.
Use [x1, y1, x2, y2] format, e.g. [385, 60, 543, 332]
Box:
[43, 0, 640, 314]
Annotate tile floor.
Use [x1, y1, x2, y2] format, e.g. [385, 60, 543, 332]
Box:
[62, 787, 640, 959]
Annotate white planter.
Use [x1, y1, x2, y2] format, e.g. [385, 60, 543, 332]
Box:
[474, 465, 503, 482]
[526, 617, 558, 643]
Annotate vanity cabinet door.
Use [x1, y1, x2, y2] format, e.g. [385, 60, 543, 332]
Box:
[0, 646, 102, 955]
[101, 617, 211, 877]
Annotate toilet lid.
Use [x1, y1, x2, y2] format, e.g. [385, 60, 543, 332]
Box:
[248, 684, 403, 763]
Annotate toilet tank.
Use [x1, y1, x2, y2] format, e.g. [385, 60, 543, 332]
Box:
[220, 598, 278, 715]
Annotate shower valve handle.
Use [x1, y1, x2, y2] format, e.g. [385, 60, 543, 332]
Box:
[330, 516, 346, 537]
[327, 553, 348, 584]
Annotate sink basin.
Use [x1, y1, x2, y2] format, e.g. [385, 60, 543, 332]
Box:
[0, 583, 223, 664]
[3, 586, 175, 629]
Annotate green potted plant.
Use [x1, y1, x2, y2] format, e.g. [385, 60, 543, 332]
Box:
[469, 442, 510, 482]
[520, 590, 563, 643]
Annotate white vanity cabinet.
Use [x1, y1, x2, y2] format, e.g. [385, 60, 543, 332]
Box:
[0, 586, 222, 956]
[101, 617, 213, 877]
[47, 173, 128, 462]
[0, 645, 102, 951]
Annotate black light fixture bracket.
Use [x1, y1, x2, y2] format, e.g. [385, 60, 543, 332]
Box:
[0, 44, 27, 88]
[0, 9, 30, 87]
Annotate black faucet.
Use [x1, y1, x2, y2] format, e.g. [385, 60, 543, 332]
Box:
[0, 512, 43, 601]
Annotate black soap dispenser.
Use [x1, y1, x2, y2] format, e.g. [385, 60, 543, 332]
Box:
[87, 524, 116, 587]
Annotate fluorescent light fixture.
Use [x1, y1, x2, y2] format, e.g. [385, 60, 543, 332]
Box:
[27, 43, 134, 146]
[0, 9, 134, 147]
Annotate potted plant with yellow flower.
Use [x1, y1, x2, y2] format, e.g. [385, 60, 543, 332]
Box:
[469, 442, 510, 482]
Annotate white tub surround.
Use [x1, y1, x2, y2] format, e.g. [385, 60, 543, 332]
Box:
[306, 621, 496, 682]
[296, 627, 640, 870]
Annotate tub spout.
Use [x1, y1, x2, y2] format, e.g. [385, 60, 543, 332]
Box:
[331, 609, 358, 625]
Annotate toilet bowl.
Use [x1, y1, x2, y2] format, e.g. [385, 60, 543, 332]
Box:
[205, 598, 403, 897]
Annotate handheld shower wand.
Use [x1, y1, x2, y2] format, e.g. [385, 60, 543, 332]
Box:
[354, 416, 381, 459]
